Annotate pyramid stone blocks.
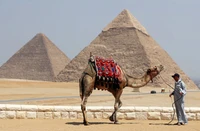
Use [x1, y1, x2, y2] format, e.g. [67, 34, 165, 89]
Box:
[56, 9, 197, 89]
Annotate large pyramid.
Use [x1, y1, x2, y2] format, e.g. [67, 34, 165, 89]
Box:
[56, 9, 197, 89]
[0, 33, 70, 81]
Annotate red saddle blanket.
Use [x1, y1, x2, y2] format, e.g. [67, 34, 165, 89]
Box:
[94, 56, 122, 80]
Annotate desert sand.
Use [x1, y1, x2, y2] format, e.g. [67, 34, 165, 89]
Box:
[0, 119, 199, 131]
[0, 79, 199, 131]
[0, 79, 199, 107]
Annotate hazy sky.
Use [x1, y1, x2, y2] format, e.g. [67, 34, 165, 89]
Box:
[0, 0, 199, 79]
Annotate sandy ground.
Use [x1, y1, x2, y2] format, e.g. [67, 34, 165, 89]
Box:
[0, 79, 200, 131]
[0, 79, 199, 107]
[0, 119, 199, 131]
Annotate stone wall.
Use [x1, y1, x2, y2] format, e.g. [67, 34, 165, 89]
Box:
[0, 104, 199, 120]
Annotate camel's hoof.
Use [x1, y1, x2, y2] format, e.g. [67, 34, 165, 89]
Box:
[114, 121, 119, 124]
[109, 116, 114, 122]
[83, 121, 89, 126]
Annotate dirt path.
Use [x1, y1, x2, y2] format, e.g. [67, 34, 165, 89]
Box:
[0, 119, 199, 131]
[0, 80, 199, 106]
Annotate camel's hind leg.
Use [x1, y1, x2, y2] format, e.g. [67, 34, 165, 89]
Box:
[79, 74, 94, 125]
[109, 89, 123, 124]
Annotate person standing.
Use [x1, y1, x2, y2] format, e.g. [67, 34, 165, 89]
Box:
[169, 73, 188, 125]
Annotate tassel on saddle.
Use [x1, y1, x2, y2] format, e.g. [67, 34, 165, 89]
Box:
[95, 76, 120, 90]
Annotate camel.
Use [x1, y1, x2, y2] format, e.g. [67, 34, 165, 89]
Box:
[79, 54, 164, 125]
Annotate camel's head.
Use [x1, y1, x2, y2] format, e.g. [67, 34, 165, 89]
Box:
[146, 65, 164, 82]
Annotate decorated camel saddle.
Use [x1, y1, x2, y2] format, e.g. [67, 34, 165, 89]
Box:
[87, 55, 123, 89]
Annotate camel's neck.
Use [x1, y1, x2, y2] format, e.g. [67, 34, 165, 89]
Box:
[126, 74, 151, 88]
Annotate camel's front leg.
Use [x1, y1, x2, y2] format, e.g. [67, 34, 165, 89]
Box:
[109, 90, 123, 124]
[81, 97, 89, 125]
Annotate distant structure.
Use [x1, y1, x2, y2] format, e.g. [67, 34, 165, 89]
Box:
[197, 83, 200, 89]
[56, 9, 197, 89]
[0, 33, 70, 81]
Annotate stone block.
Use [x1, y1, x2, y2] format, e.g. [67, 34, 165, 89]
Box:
[16, 111, 26, 119]
[120, 107, 135, 113]
[27, 112, 36, 119]
[117, 112, 125, 119]
[61, 112, 69, 119]
[196, 113, 200, 120]
[147, 112, 161, 120]
[174, 115, 177, 120]
[87, 106, 104, 112]
[87, 112, 94, 119]
[54, 106, 68, 112]
[125, 112, 136, 120]
[38, 106, 53, 112]
[70, 112, 77, 119]
[102, 112, 112, 119]
[77, 113, 83, 119]
[94, 112, 102, 119]
[71, 106, 81, 112]
[189, 107, 200, 113]
[160, 113, 172, 120]
[148, 107, 162, 112]
[187, 113, 196, 120]
[135, 107, 149, 112]
[135, 112, 147, 120]
[37, 112, 44, 119]
[0, 111, 6, 119]
[0, 104, 6, 111]
[21, 105, 38, 111]
[44, 112, 52, 119]
[185, 107, 190, 113]
[6, 111, 16, 119]
[102, 106, 113, 112]
[6, 105, 21, 111]
[162, 107, 173, 113]
[53, 112, 61, 119]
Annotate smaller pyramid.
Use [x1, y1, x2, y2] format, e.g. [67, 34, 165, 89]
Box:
[0, 33, 70, 81]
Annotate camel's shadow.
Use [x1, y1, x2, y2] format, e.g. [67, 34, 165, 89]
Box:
[66, 122, 176, 126]
[66, 121, 139, 126]
[149, 123, 176, 126]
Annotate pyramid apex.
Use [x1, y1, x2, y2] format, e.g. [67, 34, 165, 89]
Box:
[122, 9, 129, 12]
[36, 33, 46, 37]
[29, 33, 48, 45]
[103, 9, 148, 35]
